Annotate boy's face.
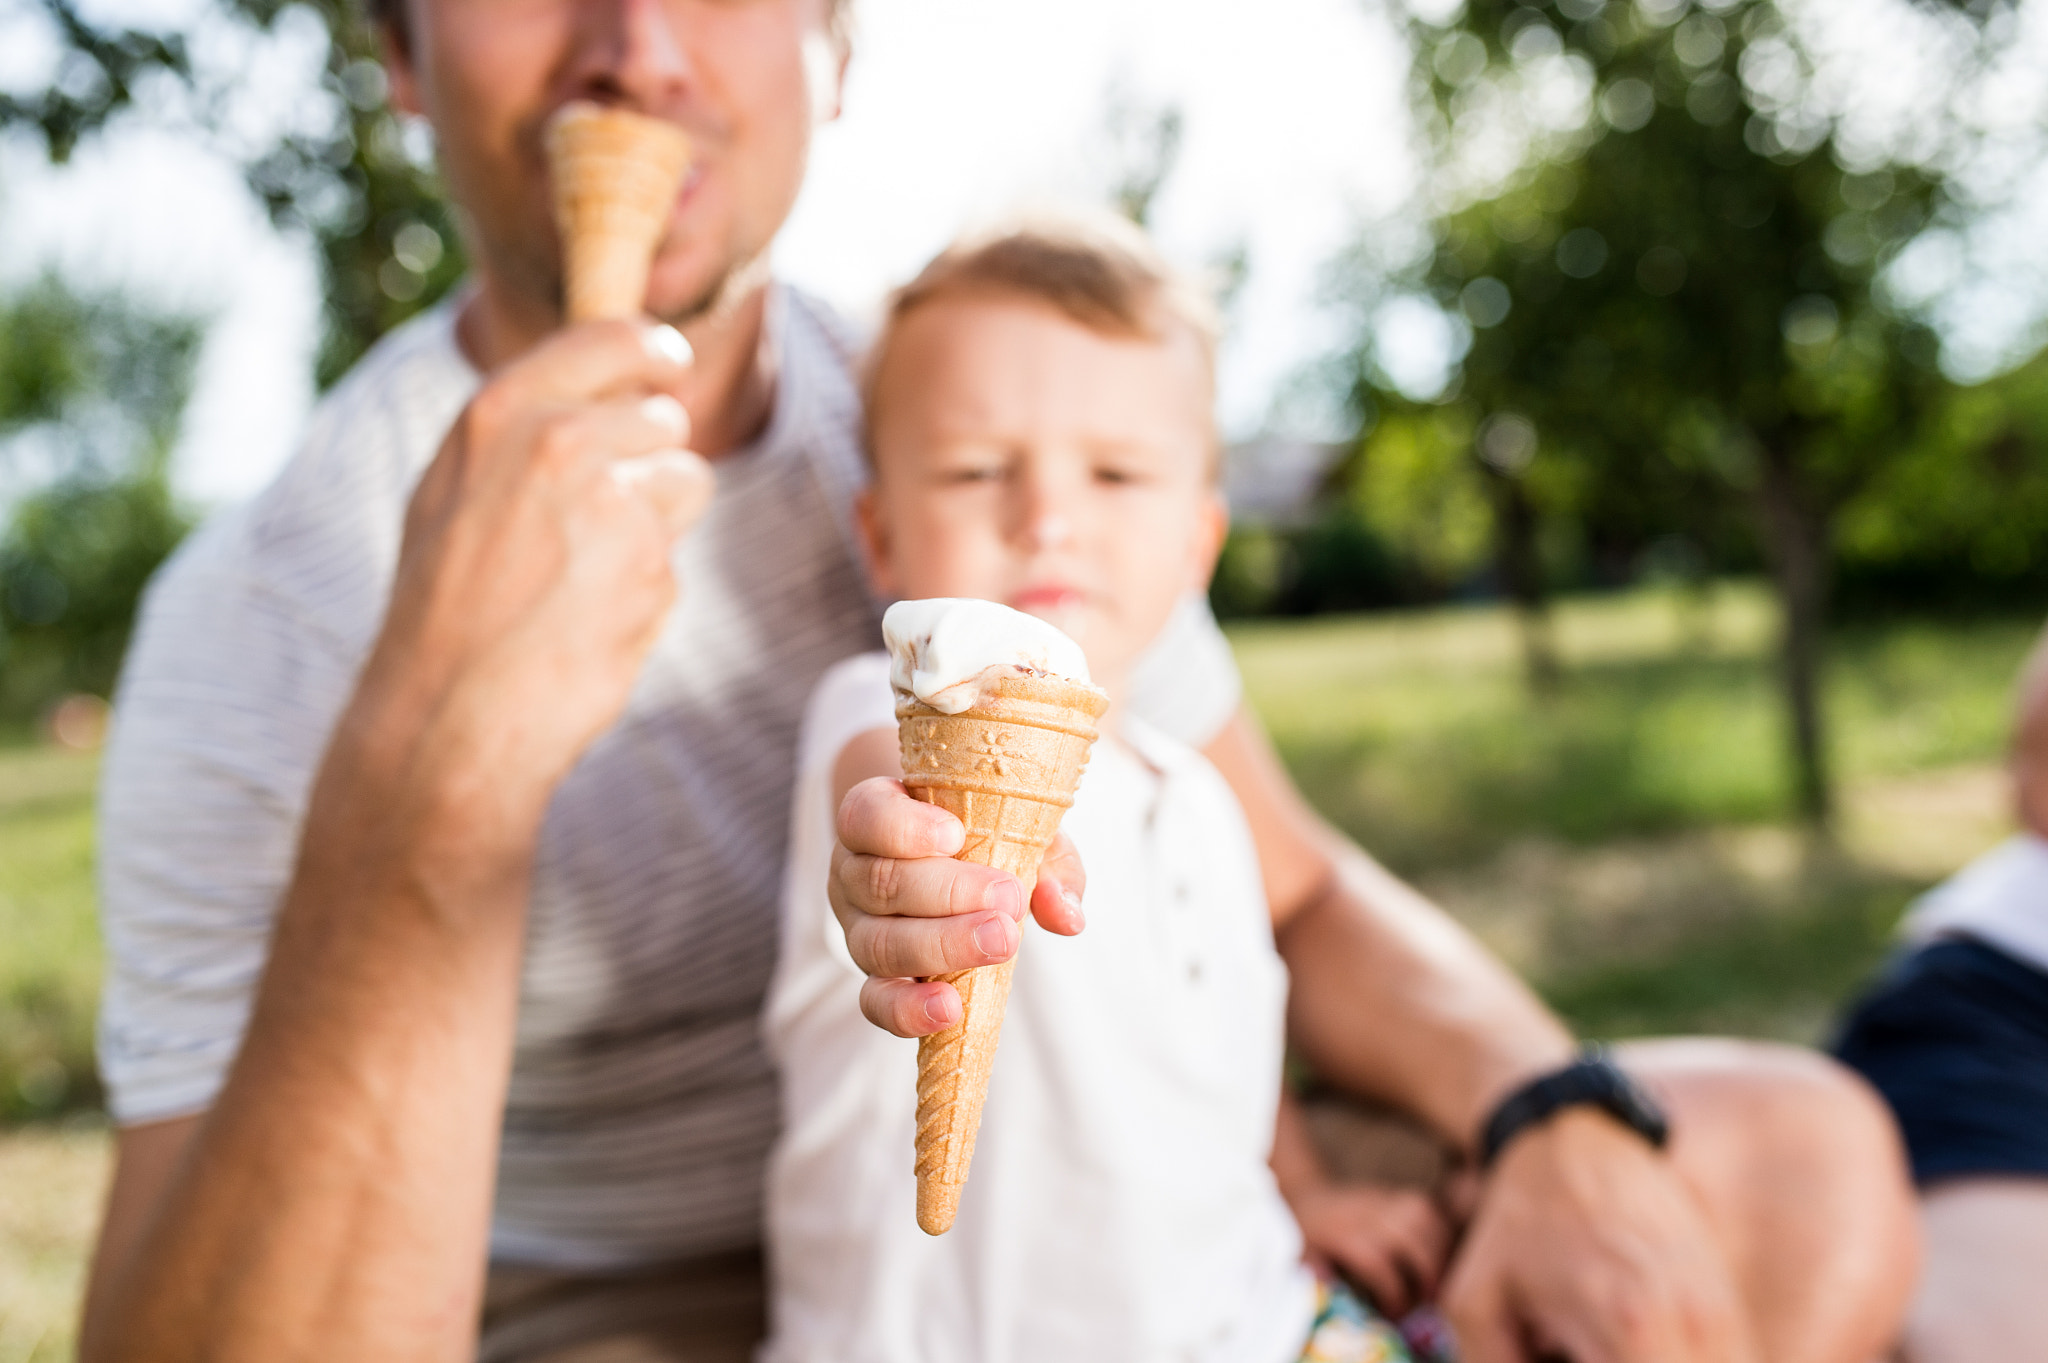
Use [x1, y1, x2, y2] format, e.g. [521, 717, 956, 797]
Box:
[859, 295, 1227, 696]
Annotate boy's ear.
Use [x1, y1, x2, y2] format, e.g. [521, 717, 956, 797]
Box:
[854, 487, 896, 599]
[1185, 490, 1230, 593]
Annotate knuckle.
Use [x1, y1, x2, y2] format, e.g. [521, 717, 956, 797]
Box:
[840, 912, 883, 973]
[861, 854, 904, 911]
[532, 412, 587, 471]
[868, 923, 921, 979]
[941, 914, 996, 972]
[945, 867, 988, 919]
[466, 381, 513, 435]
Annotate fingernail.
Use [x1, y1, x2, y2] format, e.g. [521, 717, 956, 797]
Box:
[923, 992, 957, 1030]
[972, 914, 1016, 960]
[1061, 885, 1086, 926]
[642, 323, 693, 366]
[639, 394, 687, 437]
[984, 877, 1024, 921]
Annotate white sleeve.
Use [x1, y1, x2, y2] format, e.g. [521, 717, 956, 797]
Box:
[95, 532, 360, 1126]
[793, 652, 898, 783]
[1120, 591, 1244, 750]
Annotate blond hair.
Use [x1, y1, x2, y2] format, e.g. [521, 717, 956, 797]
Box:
[864, 213, 1220, 463]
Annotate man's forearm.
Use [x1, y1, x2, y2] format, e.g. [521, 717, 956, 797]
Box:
[1203, 708, 1571, 1151]
[1277, 848, 1572, 1152]
[88, 683, 545, 1362]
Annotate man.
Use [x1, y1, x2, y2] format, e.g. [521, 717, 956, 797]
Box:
[79, 0, 1916, 1359]
[1835, 623, 2048, 1361]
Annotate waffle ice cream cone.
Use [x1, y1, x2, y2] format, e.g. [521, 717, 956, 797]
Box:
[544, 102, 694, 323]
[899, 672, 1108, 1235]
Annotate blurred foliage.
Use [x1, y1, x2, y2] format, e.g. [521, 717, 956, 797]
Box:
[3, 0, 465, 387]
[0, 746, 101, 1123]
[0, 278, 200, 722]
[0, 0, 188, 161]
[1836, 347, 2048, 608]
[1319, 0, 2031, 822]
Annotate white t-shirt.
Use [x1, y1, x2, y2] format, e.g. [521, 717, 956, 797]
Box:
[1901, 833, 2048, 976]
[95, 286, 1245, 1268]
[763, 654, 1315, 1363]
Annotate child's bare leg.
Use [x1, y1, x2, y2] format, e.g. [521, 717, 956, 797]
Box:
[1618, 1038, 1920, 1363]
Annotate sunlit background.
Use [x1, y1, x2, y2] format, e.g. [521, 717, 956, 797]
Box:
[5, 0, 2046, 501]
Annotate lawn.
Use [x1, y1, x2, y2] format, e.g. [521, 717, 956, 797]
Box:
[1229, 580, 2029, 1041]
[0, 582, 2034, 1359]
[0, 745, 101, 1126]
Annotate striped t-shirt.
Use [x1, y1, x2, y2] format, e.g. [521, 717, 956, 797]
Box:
[95, 285, 1244, 1268]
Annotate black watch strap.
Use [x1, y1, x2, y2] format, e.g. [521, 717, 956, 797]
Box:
[1478, 1047, 1670, 1169]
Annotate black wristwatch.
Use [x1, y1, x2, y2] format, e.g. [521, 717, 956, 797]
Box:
[1478, 1047, 1670, 1169]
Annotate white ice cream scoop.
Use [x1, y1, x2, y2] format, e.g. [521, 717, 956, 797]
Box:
[883, 598, 1095, 714]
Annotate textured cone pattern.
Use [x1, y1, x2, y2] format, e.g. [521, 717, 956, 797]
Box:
[900, 674, 1108, 1235]
[545, 103, 694, 322]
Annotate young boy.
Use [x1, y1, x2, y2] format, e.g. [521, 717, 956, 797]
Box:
[762, 218, 1450, 1363]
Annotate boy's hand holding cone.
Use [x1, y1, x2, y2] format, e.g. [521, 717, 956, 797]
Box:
[885, 600, 1108, 1235]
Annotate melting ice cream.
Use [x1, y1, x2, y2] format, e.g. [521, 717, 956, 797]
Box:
[883, 598, 1096, 715]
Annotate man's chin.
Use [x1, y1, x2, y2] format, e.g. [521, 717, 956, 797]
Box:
[648, 250, 772, 330]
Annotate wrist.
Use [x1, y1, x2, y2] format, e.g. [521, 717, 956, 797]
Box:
[1477, 1046, 1671, 1170]
[315, 668, 558, 907]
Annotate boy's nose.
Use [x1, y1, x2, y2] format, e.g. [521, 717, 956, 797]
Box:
[1026, 514, 1073, 552]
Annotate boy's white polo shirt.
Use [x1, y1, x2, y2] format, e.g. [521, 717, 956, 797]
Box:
[764, 652, 1316, 1363]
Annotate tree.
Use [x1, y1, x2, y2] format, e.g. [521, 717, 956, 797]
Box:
[3, 0, 464, 387]
[1346, 0, 2007, 822]
[0, 279, 201, 719]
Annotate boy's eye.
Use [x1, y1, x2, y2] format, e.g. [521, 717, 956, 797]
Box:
[1093, 464, 1146, 486]
[939, 461, 1007, 485]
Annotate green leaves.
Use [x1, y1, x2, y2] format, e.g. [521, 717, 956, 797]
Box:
[0, 280, 199, 718]
[1, 0, 465, 389]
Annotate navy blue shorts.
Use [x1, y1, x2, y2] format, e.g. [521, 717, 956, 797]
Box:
[1833, 938, 2048, 1185]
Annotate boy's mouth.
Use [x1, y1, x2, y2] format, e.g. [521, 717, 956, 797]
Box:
[1009, 585, 1088, 615]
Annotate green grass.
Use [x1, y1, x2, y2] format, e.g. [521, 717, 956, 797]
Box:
[1231, 581, 2034, 1041]
[1231, 582, 2031, 876]
[0, 745, 102, 1123]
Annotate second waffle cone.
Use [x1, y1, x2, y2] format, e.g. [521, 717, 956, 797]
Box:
[898, 672, 1107, 1235]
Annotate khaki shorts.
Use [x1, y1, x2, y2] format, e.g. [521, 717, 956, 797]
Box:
[478, 1248, 765, 1363]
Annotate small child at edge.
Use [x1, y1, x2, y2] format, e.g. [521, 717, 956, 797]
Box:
[761, 217, 1454, 1363]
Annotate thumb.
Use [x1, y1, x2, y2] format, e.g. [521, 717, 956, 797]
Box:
[1030, 831, 1087, 936]
[613, 449, 715, 539]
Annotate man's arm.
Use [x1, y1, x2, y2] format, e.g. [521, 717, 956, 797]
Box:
[1205, 707, 1756, 1363]
[1200, 710, 1570, 1143]
[81, 321, 712, 1363]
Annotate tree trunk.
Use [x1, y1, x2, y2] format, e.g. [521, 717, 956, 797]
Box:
[1490, 473, 1559, 693]
[1754, 447, 1833, 826]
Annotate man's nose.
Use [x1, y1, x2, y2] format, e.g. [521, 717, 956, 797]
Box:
[573, 0, 694, 109]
